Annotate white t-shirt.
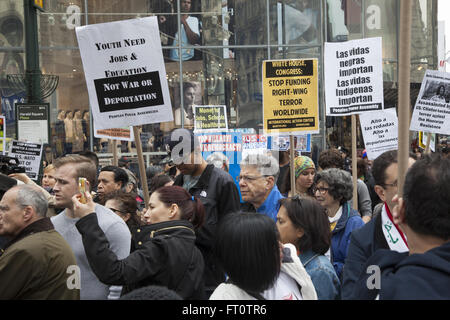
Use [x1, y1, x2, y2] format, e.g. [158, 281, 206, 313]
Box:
[51, 204, 131, 300]
[262, 271, 303, 300]
[170, 16, 200, 61]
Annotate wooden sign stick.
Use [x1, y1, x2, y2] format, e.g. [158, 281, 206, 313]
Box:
[290, 135, 296, 196]
[133, 126, 150, 209]
[352, 114, 358, 211]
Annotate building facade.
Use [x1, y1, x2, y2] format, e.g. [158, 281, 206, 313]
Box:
[0, 0, 438, 165]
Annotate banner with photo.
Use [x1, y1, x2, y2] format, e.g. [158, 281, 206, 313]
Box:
[410, 69, 450, 135]
[269, 134, 311, 153]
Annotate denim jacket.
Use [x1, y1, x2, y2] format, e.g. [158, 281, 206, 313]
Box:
[299, 250, 341, 300]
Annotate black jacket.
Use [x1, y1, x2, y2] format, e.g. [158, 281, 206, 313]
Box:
[76, 214, 205, 300]
[341, 204, 388, 299]
[353, 241, 450, 300]
[173, 164, 241, 292]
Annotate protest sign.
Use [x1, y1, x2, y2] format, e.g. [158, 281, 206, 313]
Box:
[359, 108, 398, 160]
[94, 121, 134, 142]
[9, 140, 42, 180]
[269, 134, 311, 153]
[410, 70, 450, 135]
[75, 17, 173, 130]
[262, 59, 319, 134]
[418, 131, 435, 152]
[15, 103, 50, 144]
[196, 132, 241, 178]
[242, 134, 269, 159]
[196, 131, 268, 203]
[324, 37, 384, 116]
[193, 105, 228, 132]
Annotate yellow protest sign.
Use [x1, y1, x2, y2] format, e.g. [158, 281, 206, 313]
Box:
[263, 59, 319, 134]
[34, 0, 45, 11]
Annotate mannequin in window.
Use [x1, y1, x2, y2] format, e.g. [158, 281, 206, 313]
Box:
[64, 111, 74, 155]
[72, 109, 85, 153]
[54, 110, 66, 157]
[82, 110, 90, 150]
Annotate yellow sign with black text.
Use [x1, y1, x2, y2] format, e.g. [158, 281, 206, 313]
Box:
[33, 0, 45, 11]
[263, 59, 319, 134]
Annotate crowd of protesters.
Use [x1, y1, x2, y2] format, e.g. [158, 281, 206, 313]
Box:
[0, 128, 449, 300]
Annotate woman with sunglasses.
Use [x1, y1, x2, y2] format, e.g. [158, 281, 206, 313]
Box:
[277, 196, 340, 299]
[313, 168, 364, 279]
[104, 191, 142, 252]
[71, 185, 206, 299]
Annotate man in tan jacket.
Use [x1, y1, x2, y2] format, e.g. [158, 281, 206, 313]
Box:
[0, 184, 79, 299]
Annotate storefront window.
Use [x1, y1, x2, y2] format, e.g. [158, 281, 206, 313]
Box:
[0, 0, 439, 171]
[271, 0, 322, 46]
[0, 1, 25, 145]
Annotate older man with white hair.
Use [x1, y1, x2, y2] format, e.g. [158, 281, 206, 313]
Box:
[239, 153, 284, 221]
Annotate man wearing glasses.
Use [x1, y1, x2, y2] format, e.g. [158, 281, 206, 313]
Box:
[239, 153, 284, 222]
[342, 150, 415, 299]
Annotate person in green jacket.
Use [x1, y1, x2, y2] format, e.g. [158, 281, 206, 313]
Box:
[0, 184, 79, 300]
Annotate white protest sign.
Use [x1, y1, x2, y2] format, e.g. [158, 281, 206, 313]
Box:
[75, 17, 173, 130]
[9, 140, 43, 180]
[410, 70, 450, 135]
[324, 37, 384, 116]
[359, 108, 398, 160]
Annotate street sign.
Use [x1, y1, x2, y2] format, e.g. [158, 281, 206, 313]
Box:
[15, 103, 50, 144]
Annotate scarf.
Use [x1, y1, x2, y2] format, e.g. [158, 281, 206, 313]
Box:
[381, 203, 408, 252]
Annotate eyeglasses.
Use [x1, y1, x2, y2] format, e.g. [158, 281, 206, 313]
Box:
[383, 181, 398, 188]
[109, 207, 127, 215]
[313, 187, 329, 194]
[237, 175, 267, 182]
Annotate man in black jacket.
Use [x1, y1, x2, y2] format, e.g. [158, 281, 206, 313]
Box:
[342, 150, 415, 299]
[352, 153, 450, 299]
[166, 129, 241, 297]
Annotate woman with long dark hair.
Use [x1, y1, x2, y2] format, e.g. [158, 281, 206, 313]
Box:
[210, 212, 317, 300]
[72, 185, 206, 299]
